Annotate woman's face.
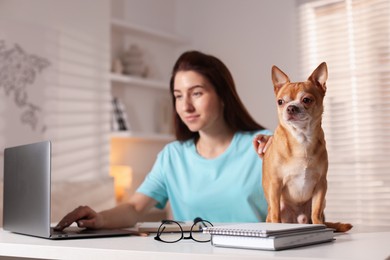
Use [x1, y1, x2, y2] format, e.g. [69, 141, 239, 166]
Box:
[173, 70, 224, 133]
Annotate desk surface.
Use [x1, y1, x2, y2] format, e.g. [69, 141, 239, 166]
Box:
[0, 226, 389, 260]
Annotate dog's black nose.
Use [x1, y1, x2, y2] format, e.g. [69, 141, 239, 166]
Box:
[287, 105, 300, 114]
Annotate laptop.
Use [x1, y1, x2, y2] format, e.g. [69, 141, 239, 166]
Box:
[3, 140, 133, 239]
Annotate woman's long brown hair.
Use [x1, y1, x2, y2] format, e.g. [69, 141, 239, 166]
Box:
[169, 50, 265, 141]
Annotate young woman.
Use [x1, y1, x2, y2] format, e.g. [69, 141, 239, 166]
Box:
[55, 50, 272, 230]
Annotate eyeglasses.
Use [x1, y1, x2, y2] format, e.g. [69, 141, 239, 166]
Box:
[154, 218, 213, 243]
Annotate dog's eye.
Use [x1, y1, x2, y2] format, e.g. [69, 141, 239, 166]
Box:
[277, 99, 284, 106]
[302, 97, 312, 104]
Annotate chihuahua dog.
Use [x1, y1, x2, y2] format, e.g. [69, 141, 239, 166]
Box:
[262, 62, 352, 232]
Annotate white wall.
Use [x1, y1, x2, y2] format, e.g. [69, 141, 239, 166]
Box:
[0, 0, 110, 37]
[119, 0, 176, 33]
[176, 0, 298, 130]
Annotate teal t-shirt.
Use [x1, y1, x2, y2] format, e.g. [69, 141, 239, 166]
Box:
[137, 130, 271, 223]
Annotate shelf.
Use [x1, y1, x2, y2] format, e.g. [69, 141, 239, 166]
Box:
[110, 16, 184, 145]
[111, 131, 174, 142]
[111, 18, 189, 45]
[109, 73, 168, 90]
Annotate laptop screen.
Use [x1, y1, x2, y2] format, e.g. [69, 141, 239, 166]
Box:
[3, 141, 51, 238]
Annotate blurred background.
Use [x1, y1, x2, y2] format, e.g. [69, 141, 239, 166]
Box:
[0, 0, 388, 227]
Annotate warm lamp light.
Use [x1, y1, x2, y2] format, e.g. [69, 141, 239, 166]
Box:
[110, 165, 133, 203]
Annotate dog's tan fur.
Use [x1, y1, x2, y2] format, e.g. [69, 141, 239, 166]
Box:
[262, 62, 352, 232]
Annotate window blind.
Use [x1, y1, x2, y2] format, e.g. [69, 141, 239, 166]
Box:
[298, 0, 390, 226]
[0, 20, 111, 182]
[44, 29, 111, 182]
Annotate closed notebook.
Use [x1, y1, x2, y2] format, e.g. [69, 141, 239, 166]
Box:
[203, 223, 334, 251]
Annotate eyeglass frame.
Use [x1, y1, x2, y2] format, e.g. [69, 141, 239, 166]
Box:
[154, 219, 214, 243]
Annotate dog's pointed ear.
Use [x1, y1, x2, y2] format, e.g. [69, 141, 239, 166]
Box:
[272, 65, 290, 94]
[308, 62, 328, 93]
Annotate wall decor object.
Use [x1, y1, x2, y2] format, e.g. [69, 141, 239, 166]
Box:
[121, 44, 148, 78]
[0, 40, 50, 132]
[111, 97, 130, 131]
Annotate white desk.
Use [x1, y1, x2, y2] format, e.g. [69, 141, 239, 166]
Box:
[0, 226, 389, 260]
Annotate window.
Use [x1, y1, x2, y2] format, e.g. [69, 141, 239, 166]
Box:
[298, 0, 390, 226]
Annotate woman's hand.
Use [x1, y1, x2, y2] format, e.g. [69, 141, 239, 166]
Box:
[54, 205, 104, 231]
[253, 135, 273, 159]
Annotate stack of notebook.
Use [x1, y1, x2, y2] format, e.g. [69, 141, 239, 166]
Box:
[203, 223, 334, 251]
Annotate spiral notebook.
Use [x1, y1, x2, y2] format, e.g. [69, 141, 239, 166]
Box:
[203, 223, 334, 251]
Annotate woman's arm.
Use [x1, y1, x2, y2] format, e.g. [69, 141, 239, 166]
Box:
[54, 192, 157, 230]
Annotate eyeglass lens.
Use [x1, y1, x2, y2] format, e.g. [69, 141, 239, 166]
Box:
[191, 219, 213, 242]
[157, 220, 183, 243]
[155, 219, 213, 243]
